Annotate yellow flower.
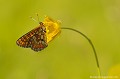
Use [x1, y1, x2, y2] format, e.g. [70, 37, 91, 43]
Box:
[43, 16, 61, 43]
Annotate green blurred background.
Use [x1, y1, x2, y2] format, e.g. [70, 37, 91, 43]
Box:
[0, 0, 120, 79]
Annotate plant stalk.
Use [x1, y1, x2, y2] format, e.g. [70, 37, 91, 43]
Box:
[61, 27, 101, 76]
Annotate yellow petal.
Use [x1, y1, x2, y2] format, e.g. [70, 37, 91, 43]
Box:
[43, 16, 61, 43]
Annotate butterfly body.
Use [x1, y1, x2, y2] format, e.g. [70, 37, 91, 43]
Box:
[16, 22, 48, 52]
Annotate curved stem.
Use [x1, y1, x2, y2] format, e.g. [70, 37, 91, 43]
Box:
[61, 27, 101, 76]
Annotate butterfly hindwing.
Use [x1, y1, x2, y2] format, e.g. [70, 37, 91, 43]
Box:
[30, 34, 48, 51]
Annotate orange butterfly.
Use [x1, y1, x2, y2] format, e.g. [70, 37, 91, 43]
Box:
[16, 22, 48, 52]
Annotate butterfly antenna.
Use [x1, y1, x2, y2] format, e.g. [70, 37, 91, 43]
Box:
[36, 13, 40, 24]
[30, 16, 38, 23]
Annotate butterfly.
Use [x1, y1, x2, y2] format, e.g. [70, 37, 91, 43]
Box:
[16, 22, 48, 52]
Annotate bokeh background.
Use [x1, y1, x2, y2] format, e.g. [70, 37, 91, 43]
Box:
[0, 0, 120, 79]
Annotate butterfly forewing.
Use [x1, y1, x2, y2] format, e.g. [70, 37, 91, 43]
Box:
[16, 22, 48, 51]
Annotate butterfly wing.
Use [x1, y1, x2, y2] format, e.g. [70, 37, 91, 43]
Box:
[16, 30, 35, 48]
[16, 22, 48, 51]
[30, 33, 48, 51]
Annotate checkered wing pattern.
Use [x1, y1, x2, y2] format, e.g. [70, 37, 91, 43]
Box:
[16, 22, 48, 51]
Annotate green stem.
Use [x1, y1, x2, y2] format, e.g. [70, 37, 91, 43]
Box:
[61, 27, 101, 76]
